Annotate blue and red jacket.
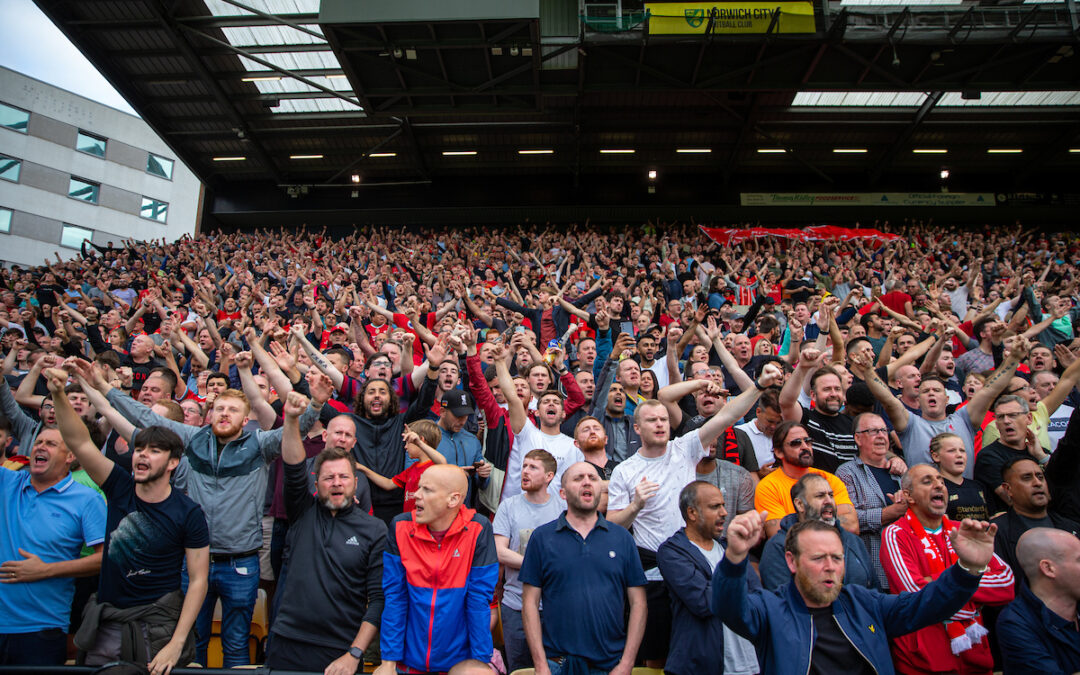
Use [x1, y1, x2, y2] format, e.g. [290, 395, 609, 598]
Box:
[381, 506, 498, 674]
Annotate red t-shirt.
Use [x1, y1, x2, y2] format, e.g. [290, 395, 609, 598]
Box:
[393, 460, 434, 512]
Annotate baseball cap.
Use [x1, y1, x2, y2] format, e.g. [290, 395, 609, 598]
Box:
[330, 323, 349, 333]
[441, 390, 476, 417]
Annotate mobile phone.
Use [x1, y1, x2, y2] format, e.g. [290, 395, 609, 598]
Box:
[619, 321, 634, 335]
[515, 326, 526, 334]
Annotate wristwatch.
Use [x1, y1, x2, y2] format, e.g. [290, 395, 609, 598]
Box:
[348, 646, 364, 659]
[957, 561, 988, 577]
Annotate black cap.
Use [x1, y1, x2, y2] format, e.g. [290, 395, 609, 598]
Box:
[441, 390, 476, 417]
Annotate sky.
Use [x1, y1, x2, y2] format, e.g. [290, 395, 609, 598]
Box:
[0, 0, 138, 115]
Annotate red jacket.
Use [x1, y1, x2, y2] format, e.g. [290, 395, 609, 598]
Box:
[381, 507, 498, 673]
[881, 516, 1014, 675]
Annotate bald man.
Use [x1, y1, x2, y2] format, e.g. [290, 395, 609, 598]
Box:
[996, 528, 1080, 675]
[379, 465, 498, 675]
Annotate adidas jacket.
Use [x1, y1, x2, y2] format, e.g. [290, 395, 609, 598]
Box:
[270, 459, 387, 650]
[381, 507, 498, 673]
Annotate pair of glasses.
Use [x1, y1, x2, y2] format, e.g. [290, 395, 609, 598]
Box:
[855, 428, 889, 436]
[996, 412, 1029, 421]
[786, 438, 813, 447]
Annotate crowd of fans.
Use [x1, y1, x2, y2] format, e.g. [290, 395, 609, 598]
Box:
[1, 220, 1079, 675]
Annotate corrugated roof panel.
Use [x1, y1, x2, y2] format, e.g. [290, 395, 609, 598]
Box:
[203, 0, 319, 17]
[270, 98, 365, 113]
[790, 91, 928, 106]
[239, 51, 340, 71]
[220, 24, 325, 47]
[938, 91, 1080, 106]
[249, 76, 353, 93]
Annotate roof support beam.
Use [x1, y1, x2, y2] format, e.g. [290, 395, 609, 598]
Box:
[869, 90, 943, 185]
[322, 127, 404, 184]
[144, 0, 283, 182]
[178, 27, 364, 109]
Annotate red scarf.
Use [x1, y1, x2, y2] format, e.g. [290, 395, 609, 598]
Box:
[902, 511, 988, 654]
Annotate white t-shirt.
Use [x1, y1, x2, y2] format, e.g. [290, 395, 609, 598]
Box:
[608, 431, 707, 580]
[690, 540, 759, 675]
[736, 418, 774, 469]
[504, 420, 584, 502]
[1048, 404, 1074, 451]
[646, 360, 671, 390]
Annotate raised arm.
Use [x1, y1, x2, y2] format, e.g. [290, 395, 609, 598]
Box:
[291, 323, 344, 390]
[849, 350, 910, 432]
[493, 343, 528, 434]
[697, 364, 781, 449]
[1039, 346, 1080, 416]
[779, 347, 824, 422]
[965, 336, 1028, 425]
[233, 351, 278, 430]
[46, 367, 113, 485]
[14, 355, 51, 409]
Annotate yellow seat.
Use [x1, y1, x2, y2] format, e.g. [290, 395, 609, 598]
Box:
[493, 604, 504, 649]
[631, 668, 666, 675]
[509, 669, 535, 675]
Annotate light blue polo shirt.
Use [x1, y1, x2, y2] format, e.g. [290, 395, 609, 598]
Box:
[0, 469, 106, 633]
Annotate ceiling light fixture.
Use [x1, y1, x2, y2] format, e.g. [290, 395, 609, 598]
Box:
[987, 148, 1023, 154]
[676, 148, 712, 153]
[599, 149, 635, 154]
[241, 75, 281, 82]
[289, 154, 323, 159]
[518, 149, 554, 155]
[757, 148, 787, 154]
[442, 150, 477, 156]
[369, 152, 397, 158]
[212, 156, 246, 161]
[833, 148, 868, 154]
[351, 174, 361, 183]
[913, 149, 948, 154]
[648, 170, 657, 180]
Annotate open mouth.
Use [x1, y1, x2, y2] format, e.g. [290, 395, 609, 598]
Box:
[32, 453, 49, 468]
[134, 460, 151, 472]
[930, 492, 946, 507]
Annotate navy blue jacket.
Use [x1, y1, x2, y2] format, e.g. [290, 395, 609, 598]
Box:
[759, 513, 877, 592]
[997, 582, 1080, 675]
[712, 555, 981, 675]
[656, 529, 762, 675]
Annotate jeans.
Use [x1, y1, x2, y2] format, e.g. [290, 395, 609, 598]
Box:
[183, 553, 260, 667]
[500, 604, 529, 673]
[0, 628, 67, 665]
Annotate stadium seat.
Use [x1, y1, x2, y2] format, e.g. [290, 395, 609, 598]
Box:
[509, 669, 535, 675]
[493, 604, 504, 649]
[631, 669, 666, 675]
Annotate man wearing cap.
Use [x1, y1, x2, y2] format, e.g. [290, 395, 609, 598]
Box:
[327, 323, 350, 347]
[436, 390, 491, 509]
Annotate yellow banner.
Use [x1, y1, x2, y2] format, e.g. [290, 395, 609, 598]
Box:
[646, 2, 816, 34]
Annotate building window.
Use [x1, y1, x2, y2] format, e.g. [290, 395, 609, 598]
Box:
[0, 103, 29, 133]
[0, 208, 10, 234]
[69, 177, 100, 204]
[0, 156, 20, 182]
[147, 153, 174, 180]
[140, 197, 168, 223]
[76, 130, 107, 157]
[60, 224, 92, 249]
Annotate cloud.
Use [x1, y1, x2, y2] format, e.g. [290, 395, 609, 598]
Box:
[0, 0, 139, 115]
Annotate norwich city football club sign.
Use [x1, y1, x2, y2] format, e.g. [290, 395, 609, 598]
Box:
[646, 2, 817, 34]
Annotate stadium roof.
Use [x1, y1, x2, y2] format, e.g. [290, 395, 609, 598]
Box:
[32, 0, 1080, 225]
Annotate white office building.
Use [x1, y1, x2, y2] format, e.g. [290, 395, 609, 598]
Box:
[0, 67, 201, 266]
